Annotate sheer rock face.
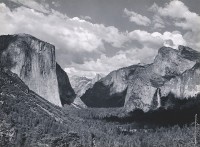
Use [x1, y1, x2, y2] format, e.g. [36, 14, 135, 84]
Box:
[160, 63, 200, 99]
[124, 46, 199, 112]
[0, 34, 74, 106]
[81, 46, 200, 112]
[155, 46, 200, 99]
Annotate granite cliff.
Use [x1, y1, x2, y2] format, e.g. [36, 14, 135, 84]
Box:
[0, 34, 75, 106]
[81, 46, 200, 112]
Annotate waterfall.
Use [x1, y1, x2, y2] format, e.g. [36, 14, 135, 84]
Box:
[157, 88, 161, 108]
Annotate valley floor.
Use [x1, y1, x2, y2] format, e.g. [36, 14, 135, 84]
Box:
[62, 106, 196, 147]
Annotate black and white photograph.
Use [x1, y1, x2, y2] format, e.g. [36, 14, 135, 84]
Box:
[0, 0, 200, 146]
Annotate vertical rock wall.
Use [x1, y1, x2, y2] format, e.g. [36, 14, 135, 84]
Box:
[0, 34, 61, 106]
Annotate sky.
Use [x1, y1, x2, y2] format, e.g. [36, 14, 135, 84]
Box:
[0, 0, 200, 78]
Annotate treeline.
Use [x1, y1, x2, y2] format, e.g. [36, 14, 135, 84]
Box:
[103, 93, 200, 127]
[63, 105, 196, 147]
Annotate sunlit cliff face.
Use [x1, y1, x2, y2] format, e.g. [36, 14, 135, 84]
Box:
[0, 34, 61, 106]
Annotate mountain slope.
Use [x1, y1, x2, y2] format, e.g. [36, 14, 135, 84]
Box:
[0, 68, 80, 147]
[81, 46, 200, 112]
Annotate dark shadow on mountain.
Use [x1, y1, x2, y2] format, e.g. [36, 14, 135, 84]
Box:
[0, 35, 18, 69]
[56, 63, 76, 105]
[81, 82, 127, 107]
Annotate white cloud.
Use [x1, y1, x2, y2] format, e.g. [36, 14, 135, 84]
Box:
[0, 3, 127, 54]
[124, 8, 151, 26]
[157, 1, 188, 19]
[127, 30, 186, 49]
[151, 31, 187, 49]
[128, 30, 163, 47]
[65, 52, 140, 78]
[150, 0, 200, 49]
[81, 15, 92, 20]
[65, 67, 98, 79]
[157, 0, 200, 32]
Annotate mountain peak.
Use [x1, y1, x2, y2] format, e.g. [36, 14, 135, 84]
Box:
[156, 45, 200, 62]
[178, 45, 200, 61]
[157, 46, 178, 57]
[15, 33, 33, 37]
[178, 45, 195, 52]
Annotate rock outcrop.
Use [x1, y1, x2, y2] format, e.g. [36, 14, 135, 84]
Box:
[0, 34, 75, 106]
[81, 46, 200, 112]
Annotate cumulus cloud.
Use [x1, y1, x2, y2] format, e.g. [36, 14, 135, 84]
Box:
[151, 31, 187, 49]
[128, 30, 163, 48]
[124, 8, 151, 26]
[0, 3, 127, 54]
[128, 30, 186, 49]
[150, 0, 200, 49]
[156, 0, 200, 32]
